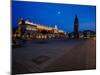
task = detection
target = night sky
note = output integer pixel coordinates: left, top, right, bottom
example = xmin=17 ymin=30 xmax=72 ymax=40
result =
xmin=12 ymin=1 xmax=96 ymax=32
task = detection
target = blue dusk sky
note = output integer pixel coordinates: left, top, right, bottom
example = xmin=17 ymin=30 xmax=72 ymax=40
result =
xmin=12 ymin=1 xmax=96 ymax=32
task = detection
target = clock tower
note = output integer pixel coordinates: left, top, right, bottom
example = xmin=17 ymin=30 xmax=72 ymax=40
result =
xmin=74 ymin=16 xmax=79 ymax=38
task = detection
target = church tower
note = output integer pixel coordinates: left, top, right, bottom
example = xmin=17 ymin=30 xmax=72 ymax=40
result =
xmin=55 ymin=25 xmax=58 ymax=30
xmin=74 ymin=15 xmax=79 ymax=38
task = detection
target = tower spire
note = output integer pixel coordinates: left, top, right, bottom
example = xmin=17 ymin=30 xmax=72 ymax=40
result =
xmin=55 ymin=25 xmax=58 ymax=30
xmin=74 ymin=15 xmax=79 ymax=38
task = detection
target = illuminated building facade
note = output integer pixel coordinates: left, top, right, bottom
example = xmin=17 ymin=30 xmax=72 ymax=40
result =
xmin=14 ymin=18 xmax=65 ymax=39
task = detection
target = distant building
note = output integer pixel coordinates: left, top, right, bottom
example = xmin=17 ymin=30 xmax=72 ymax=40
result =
xmin=83 ymin=30 xmax=96 ymax=38
xmin=74 ymin=15 xmax=79 ymax=38
xmin=13 ymin=18 xmax=65 ymax=39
